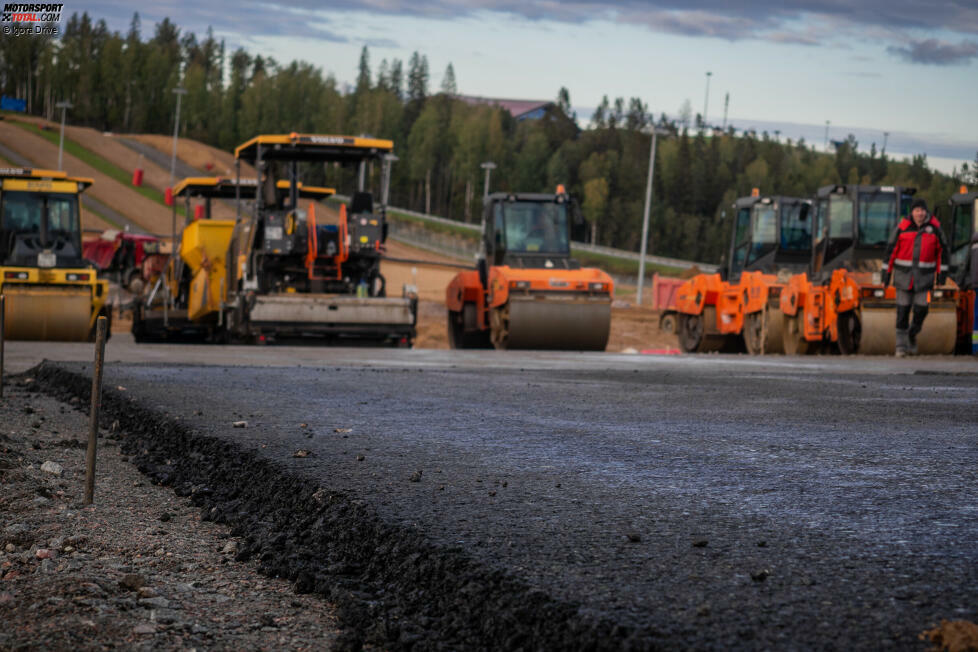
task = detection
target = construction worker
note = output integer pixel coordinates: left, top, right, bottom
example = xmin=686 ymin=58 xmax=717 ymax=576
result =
xmin=883 ymin=198 xmax=949 ymax=356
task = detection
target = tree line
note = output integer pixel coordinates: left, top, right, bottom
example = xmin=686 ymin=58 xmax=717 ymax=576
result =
xmin=2 ymin=12 xmax=976 ymax=264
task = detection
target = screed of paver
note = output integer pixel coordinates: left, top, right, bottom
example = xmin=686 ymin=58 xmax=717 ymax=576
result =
xmin=0 ymin=122 xmax=172 ymax=234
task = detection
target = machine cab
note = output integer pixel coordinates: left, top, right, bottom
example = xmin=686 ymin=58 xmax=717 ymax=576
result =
xmin=726 ymin=193 xmax=812 ymax=281
xmin=811 ymin=184 xmax=914 ymax=278
xmin=946 ymin=189 xmax=977 ymax=286
xmin=0 ymin=168 xmax=88 ymax=269
xmin=482 ymin=191 xmax=580 ymax=270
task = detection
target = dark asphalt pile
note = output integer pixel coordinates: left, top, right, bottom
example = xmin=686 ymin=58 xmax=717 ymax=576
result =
xmin=30 ymin=359 xmax=978 ymax=650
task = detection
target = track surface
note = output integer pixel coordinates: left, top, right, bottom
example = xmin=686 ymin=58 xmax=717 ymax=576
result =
xmin=17 ymin=344 xmax=978 ymax=649
xmin=118 ymin=137 xmax=202 ymax=180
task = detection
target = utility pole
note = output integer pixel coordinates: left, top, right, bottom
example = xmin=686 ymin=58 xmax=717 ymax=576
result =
xmin=824 ymin=120 xmax=831 ymax=152
xmin=722 ymin=92 xmax=729 ymax=131
xmin=480 ymin=161 xmax=497 ymax=198
xmin=702 ymin=71 xmax=712 ymax=128
xmin=170 ymin=87 xmax=188 ymax=186
xmin=882 ymin=131 xmax=889 ymax=153
xmin=637 ymin=127 xmax=669 ymax=306
xmin=55 ymin=101 xmax=72 ymax=170
xmin=382 ymin=154 xmax=398 ymax=208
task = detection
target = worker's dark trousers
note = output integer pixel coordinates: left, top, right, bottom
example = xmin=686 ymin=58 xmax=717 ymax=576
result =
xmin=896 ymin=288 xmax=929 ymax=351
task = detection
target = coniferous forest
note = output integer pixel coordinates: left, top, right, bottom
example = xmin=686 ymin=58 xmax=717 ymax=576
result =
xmin=2 ymin=12 xmax=976 ymax=263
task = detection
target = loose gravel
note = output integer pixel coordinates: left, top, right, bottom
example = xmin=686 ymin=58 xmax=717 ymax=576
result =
xmin=0 ymin=377 xmax=344 ymax=651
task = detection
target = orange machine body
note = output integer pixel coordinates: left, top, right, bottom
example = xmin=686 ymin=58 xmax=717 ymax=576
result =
xmin=446 ymin=266 xmax=614 ymax=333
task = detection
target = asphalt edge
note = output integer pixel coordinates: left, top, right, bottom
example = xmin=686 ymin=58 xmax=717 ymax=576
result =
xmin=27 ymin=362 xmax=661 ymax=651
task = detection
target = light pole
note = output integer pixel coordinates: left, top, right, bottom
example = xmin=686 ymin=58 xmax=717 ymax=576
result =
xmin=702 ymin=71 xmax=712 ymax=128
xmin=882 ymin=131 xmax=889 ymax=153
xmin=170 ymin=87 xmax=187 ymax=186
xmin=55 ymin=101 xmax=72 ymax=171
xmin=637 ymin=126 xmax=669 ymax=306
xmin=382 ymin=153 xmax=399 ymax=208
xmin=480 ymin=161 xmax=497 ymax=198
xmin=824 ymin=120 xmax=831 ymax=152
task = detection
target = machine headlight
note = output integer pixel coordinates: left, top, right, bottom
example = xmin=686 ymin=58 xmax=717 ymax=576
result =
xmin=874 ymin=289 xmax=885 ymax=298
xmin=4 ymin=271 xmax=29 ymax=280
xmin=588 ymin=282 xmax=608 ymax=292
xmin=933 ymin=290 xmax=944 ymax=298
xmin=66 ymin=273 xmax=90 ymax=282
xmin=510 ymin=280 xmax=531 ymax=290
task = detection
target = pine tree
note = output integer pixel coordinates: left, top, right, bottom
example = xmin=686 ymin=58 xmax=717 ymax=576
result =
xmin=590 ymin=96 xmax=609 ymax=129
xmin=356 ymin=46 xmax=371 ymax=94
xmin=390 ymin=59 xmax=403 ymax=99
xmin=441 ymin=63 xmax=457 ymax=95
xmin=556 ymin=87 xmax=573 ymax=120
xmin=407 ymin=52 xmax=429 ymax=103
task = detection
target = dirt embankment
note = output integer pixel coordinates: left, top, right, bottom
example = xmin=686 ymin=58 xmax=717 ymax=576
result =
xmin=64 ymin=128 xmax=239 ymax=221
xmin=0 ymin=122 xmax=172 ymax=235
xmin=6 ymin=115 xmax=243 ymax=221
xmin=125 ymin=134 xmax=253 ymax=180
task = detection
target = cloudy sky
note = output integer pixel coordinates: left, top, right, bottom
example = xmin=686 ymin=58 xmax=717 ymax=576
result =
xmin=85 ymin=1 xmax=978 ymax=172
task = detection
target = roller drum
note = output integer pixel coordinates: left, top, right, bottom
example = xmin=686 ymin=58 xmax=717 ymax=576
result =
xmin=678 ymin=306 xmax=729 ymax=353
xmin=2 ymin=285 xmax=92 ymax=341
xmin=744 ymin=306 xmax=785 ymax=354
xmin=782 ymin=312 xmax=811 ymax=355
xmin=858 ymin=305 xmax=957 ymax=355
xmin=915 ymin=309 xmax=958 ymax=354
xmin=491 ymin=295 xmax=610 ymax=351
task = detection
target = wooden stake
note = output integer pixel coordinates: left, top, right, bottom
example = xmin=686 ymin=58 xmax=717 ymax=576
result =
xmin=84 ymin=316 xmax=108 ymax=505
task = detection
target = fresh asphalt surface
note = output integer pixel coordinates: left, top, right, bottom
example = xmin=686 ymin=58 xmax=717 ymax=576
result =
xmin=9 ymin=336 xmax=978 ymax=648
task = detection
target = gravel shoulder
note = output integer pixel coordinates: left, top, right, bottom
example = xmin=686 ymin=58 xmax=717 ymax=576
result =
xmin=0 ymin=376 xmax=345 ymax=650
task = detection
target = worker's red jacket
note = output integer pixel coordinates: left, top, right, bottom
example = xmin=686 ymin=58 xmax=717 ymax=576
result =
xmin=884 ymin=215 xmax=948 ymax=292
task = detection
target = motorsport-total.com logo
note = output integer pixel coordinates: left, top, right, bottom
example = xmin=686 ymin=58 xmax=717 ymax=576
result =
xmin=1 ymin=3 xmax=63 ymax=35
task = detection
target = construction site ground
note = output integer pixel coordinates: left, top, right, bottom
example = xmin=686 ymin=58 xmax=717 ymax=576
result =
xmin=2 ymin=347 xmax=976 ymax=650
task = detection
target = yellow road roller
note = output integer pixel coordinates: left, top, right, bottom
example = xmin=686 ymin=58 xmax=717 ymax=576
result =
xmin=0 ymin=168 xmax=108 ymax=341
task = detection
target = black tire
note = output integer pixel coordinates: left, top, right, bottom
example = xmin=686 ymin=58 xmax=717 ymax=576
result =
xmin=659 ymin=312 xmax=677 ymax=334
xmin=678 ymin=312 xmax=703 ymax=353
xmin=836 ymin=310 xmax=860 ymax=355
xmin=448 ymin=306 xmax=492 ymax=349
